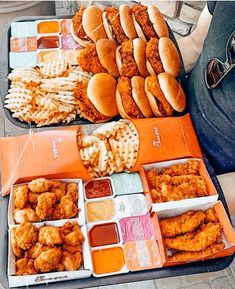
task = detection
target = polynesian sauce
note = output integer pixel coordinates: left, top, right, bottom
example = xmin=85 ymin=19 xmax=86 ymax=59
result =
xmin=89 ymin=222 xmax=119 ymax=247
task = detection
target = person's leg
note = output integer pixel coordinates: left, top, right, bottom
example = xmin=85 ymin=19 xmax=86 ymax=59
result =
xmin=217 ymin=173 xmax=235 ymax=226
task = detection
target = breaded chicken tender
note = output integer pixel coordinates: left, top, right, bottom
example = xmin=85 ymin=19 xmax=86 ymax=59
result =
xmin=60 ymin=196 xmax=78 ymax=219
xmin=36 ymin=192 xmax=57 ymax=220
xmin=11 ymin=227 xmax=24 ymax=258
xmin=161 ymin=160 xmax=200 ymax=176
xmin=13 ymin=185 xmax=29 ymax=209
xmin=160 ymin=211 xmax=206 ymax=237
xmin=205 ymin=208 xmax=219 ymax=223
xmin=167 ymin=242 xmax=225 ymax=262
xmin=62 ymin=243 xmax=82 ymax=254
xmin=60 ymin=222 xmax=84 ymax=246
xmin=26 ymin=242 xmax=50 ymax=259
xmin=165 ymin=223 xmax=222 ymax=252
xmin=15 ymin=222 xmax=38 ymax=250
xmin=28 ymin=178 xmax=50 ymax=193
xmin=49 ymin=180 xmax=67 ymax=201
xmin=39 ymin=226 xmax=62 ymax=246
xmin=66 ymin=183 xmax=79 ymax=202
xmin=34 ymin=248 xmax=61 ymax=272
xmin=61 ymin=251 xmax=82 ymax=271
xmin=13 ymin=208 xmax=40 ymax=224
xmin=16 ymin=258 xmax=37 ymax=275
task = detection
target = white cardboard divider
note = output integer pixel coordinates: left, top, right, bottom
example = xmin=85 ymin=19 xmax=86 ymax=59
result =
xmin=8 ymin=178 xmax=85 ymax=227
xmin=143 ymin=158 xmax=218 ymax=212
xmin=8 ymin=221 xmax=92 ymax=288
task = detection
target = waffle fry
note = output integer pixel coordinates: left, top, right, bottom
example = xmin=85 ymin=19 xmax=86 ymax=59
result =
xmin=40 ymin=78 xmax=76 ymax=93
xmin=8 ymin=67 xmax=41 ymax=84
xmin=40 ymin=57 xmax=70 ymax=78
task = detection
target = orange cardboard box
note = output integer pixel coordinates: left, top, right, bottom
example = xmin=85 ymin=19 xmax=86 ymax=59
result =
xmin=139 ymin=158 xmax=219 ymax=212
xmin=151 ymin=201 xmax=235 ymax=267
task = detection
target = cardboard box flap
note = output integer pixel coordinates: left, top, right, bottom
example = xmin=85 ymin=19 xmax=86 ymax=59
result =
xmin=130 ymin=114 xmax=203 ymax=171
xmin=0 ymin=126 xmax=91 ymax=196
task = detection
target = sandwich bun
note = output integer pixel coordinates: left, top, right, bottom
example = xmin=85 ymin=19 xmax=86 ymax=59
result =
xmin=116 ymin=46 xmax=122 ymax=73
xmin=82 ymin=6 xmax=107 ymax=43
xmin=131 ymin=76 xmax=153 ymax=117
xmin=96 ymin=39 xmax=119 ymax=78
xmin=132 ymin=15 xmax=147 ymax=41
xmin=148 ymin=6 xmax=169 ymax=38
xmin=133 ymin=38 xmax=149 ymax=78
xmin=70 ymin=22 xmax=91 ymax=47
xmin=87 ymin=73 xmax=118 ymax=117
xmin=158 ymin=72 xmax=186 ymax=112
xmin=159 ymin=37 xmax=180 ymax=77
xmin=102 ymin=11 xmax=115 ymax=41
xmin=119 ymin=4 xmax=137 ymax=39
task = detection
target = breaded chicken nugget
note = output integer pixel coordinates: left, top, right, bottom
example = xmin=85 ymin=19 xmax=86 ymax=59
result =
xmin=16 ymin=258 xmax=37 ymax=275
xmin=205 ymin=208 xmax=219 ymax=223
xmin=61 ymin=251 xmax=82 ymax=271
xmin=39 ymin=226 xmax=62 ymax=246
xmin=13 ymin=185 xmax=29 ymax=209
xmin=34 ymin=248 xmax=61 ymax=272
xmin=66 ymin=183 xmax=79 ymax=202
xmin=11 ymin=227 xmax=24 ymax=258
xmin=60 ymin=196 xmax=78 ymax=219
xmin=49 ymin=180 xmax=67 ymax=201
xmin=15 ymin=222 xmax=38 ymax=250
xmin=26 ymin=242 xmax=50 ymax=259
xmin=60 ymin=222 xmax=84 ymax=246
xmin=62 ymin=243 xmax=82 ymax=254
xmin=36 ymin=192 xmax=57 ymax=220
xmin=28 ymin=178 xmax=50 ymax=193
xmin=13 ymin=208 xmax=40 ymax=224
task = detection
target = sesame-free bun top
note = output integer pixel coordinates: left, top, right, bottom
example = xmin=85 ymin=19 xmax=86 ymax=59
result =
xmin=82 ymin=6 xmax=107 ymax=43
xmin=70 ymin=22 xmax=91 ymax=47
xmin=148 ymin=6 xmax=169 ymax=38
xmin=87 ymin=73 xmax=118 ymax=117
xmin=119 ymin=4 xmax=137 ymax=39
xmin=133 ymin=38 xmax=149 ymax=78
xmin=158 ymin=72 xmax=186 ymax=112
xmin=96 ymin=39 xmax=119 ymax=78
xmin=159 ymin=37 xmax=180 ymax=77
xmin=131 ymin=76 xmax=153 ymax=117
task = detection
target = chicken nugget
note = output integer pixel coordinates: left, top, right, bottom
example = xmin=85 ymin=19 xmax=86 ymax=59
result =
xmin=167 ymin=242 xmax=225 ymax=262
xmin=60 ymin=196 xmax=78 ymax=219
xmin=60 ymin=222 xmax=84 ymax=246
xmin=61 ymin=251 xmax=82 ymax=271
xmin=39 ymin=226 xmax=62 ymax=246
xmin=49 ymin=204 xmax=63 ymax=220
xmin=34 ymin=248 xmax=61 ymax=272
xmin=28 ymin=192 xmax=39 ymax=204
xmin=56 ymin=263 xmax=65 ymax=272
xmin=13 ymin=185 xmax=29 ymax=209
xmin=165 ymin=223 xmax=222 ymax=252
xmin=50 ymin=180 xmax=67 ymax=201
xmin=11 ymin=227 xmax=24 ymax=258
xmin=15 ymin=222 xmax=38 ymax=250
xmin=26 ymin=242 xmax=50 ymax=259
xmin=36 ymin=192 xmax=57 ymax=220
xmin=62 ymin=243 xmax=82 ymax=254
xmin=161 ymin=160 xmax=200 ymax=176
xmin=66 ymin=183 xmax=78 ymax=202
xmin=13 ymin=208 xmax=40 ymax=224
xmin=160 ymin=210 xmax=206 ymax=238
xmin=28 ymin=178 xmax=50 ymax=193
xmin=16 ymin=258 xmax=37 ymax=275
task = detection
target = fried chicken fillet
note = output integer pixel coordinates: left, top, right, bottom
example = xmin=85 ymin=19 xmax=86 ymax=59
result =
xmin=72 ymin=7 xmax=88 ymax=41
xmin=117 ymin=77 xmax=144 ymax=118
xmin=160 ymin=210 xmax=206 ymax=237
xmin=119 ymin=40 xmax=139 ymax=77
xmin=73 ymin=80 xmax=110 ymax=123
xmin=104 ymin=7 xmax=128 ymax=44
xmin=165 ymin=223 xmax=222 ymax=252
xmin=167 ymin=242 xmax=225 ymax=262
xmin=77 ymin=44 xmax=107 ymax=74
xmin=146 ymin=38 xmax=164 ymax=75
xmin=132 ymin=4 xmax=157 ymax=40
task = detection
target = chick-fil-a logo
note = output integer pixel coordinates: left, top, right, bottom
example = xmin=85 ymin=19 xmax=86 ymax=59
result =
xmin=152 ymin=126 xmax=161 ymax=147
xmin=35 ymin=275 xmax=69 ymax=282
xmin=51 ymin=137 xmax=62 ymax=159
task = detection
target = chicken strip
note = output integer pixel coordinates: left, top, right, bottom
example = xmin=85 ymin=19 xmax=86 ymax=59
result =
xmin=160 ymin=210 xmax=206 ymax=237
xmin=66 ymin=183 xmax=79 ymax=202
xmin=61 ymin=251 xmax=83 ymax=271
xmin=147 ymin=169 xmax=159 ymax=187
xmin=161 ymin=160 xmax=200 ymax=176
xmin=167 ymin=242 xmax=225 ymax=262
xmin=205 ymin=208 xmax=219 ymax=223
xmin=60 ymin=196 xmax=78 ymax=219
xmin=36 ymin=192 xmax=57 ymax=220
xmin=11 ymin=227 xmax=24 ymax=258
xmin=15 ymin=222 xmax=38 ymax=250
xmin=13 ymin=185 xmax=29 ymax=209
xmin=38 ymin=226 xmax=62 ymax=246
xmin=26 ymin=242 xmax=50 ymax=259
xmin=34 ymin=248 xmax=61 ymax=273
xmin=165 ymin=223 xmax=222 ymax=252
xmin=13 ymin=208 xmax=40 ymax=224
xmin=60 ymin=222 xmax=84 ymax=246
xmin=28 ymin=178 xmax=50 ymax=193
xmin=16 ymin=258 xmax=37 ymax=275
xmin=49 ymin=180 xmax=67 ymax=201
